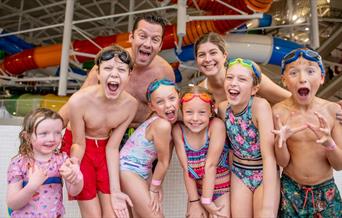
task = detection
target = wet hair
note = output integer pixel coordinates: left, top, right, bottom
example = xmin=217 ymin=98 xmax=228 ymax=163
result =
xmin=225 ymin=58 xmax=262 ymax=86
xmin=146 ymin=78 xmax=177 ymax=102
xmin=18 ymin=108 xmax=63 ymax=158
xmin=194 ymin=32 xmax=227 ymax=59
xmin=132 ymin=14 xmax=167 ymax=39
xmin=95 ymin=45 xmax=133 ymax=71
xmin=179 ymin=85 xmax=216 ymax=115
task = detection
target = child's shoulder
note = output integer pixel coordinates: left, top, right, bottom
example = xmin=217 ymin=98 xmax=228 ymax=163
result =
xmin=272 ymin=98 xmax=291 ymax=114
xmin=120 ymin=91 xmax=138 ymax=106
xmin=320 ymin=98 xmax=341 ymax=113
xmin=253 ymin=96 xmax=271 ymax=108
xmin=150 ymin=116 xmax=172 ymax=131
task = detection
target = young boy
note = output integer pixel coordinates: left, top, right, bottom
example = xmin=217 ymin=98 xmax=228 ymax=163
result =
xmin=272 ymin=48 xmax=342 ymax=217
xmin=61 ymin=45 xmax=138 ymax=218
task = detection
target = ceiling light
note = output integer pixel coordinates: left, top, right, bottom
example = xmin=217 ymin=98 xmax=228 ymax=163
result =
xmin=292 ymin=15 xmax=298 ymax=21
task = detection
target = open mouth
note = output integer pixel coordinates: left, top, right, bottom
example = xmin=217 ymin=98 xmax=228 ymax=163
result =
xmin=228 ymin=89 xmax=240 ymax=98
xmin=165 ymin=109 xmax=176 ymax=121
xmin=298 ymin=87 xmax=310 ymax=97
xmin=107 ymin=81 xmax=119 ymax=92
xmin=139 ymin=49 xmax=151 ymax=58
xmin=203 ymin=63 xmax=216 ymax=71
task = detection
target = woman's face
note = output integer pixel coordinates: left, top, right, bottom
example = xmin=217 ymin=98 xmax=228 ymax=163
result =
xmin=196 ymin=41 xmax=227 ymax=77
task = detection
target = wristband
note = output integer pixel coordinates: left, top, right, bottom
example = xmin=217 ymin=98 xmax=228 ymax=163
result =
xmin=151 ymin=179 xmax=162 ymax=186
xmin=189 ymin=199 xmax=200 ymax=203
xmin=201 ymin=197 xmax=212 ymax=205
xmin=325 ymin=142 xmax=337 ymax=151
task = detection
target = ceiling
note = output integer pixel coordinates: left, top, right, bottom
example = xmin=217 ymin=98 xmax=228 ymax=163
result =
xmin=0 ymin=0 xmax=341 ymax=101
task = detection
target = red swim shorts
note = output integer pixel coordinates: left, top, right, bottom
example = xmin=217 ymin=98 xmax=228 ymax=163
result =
xmin=61 ymin=129 xmax=110 ymax=200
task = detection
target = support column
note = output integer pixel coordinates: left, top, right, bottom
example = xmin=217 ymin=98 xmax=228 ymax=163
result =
xmin=310 ymin=0 xmax=319 ymax=49
xmin=58 ymin=0 xmax=75 ymax=96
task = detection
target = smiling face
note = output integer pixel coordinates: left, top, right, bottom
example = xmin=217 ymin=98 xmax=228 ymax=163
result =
xmin=129 ymin=19 xmax=163 ymax=67
xmin=282 ymin=57 xmax=324 ymax=105
xmin=224 ymin=63 xmax=259 ymax=111
xmin=182 ymin=97 xmax=212 ymax=133
xmin=30 ymin=118 xmax=63 ymax=160
xmin=149 ymin=85 xmax=179 ymax=123
xmin=97 ymin=56 xmax=130 ymax=100
xmin=196 ymin=41 xmax=227 ymax=77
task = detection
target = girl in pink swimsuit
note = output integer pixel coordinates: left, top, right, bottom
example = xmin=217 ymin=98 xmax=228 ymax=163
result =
xmin=6 ymin=108 xmax=83 ymax=218
xmin=120 ymin=79 xmax=179 ymax=218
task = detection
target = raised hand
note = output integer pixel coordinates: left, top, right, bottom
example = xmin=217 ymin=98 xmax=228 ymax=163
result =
xmin=202 ymin=202 xmax=224 ymax=217
xmin=272 ymin=114 xmax=308 ymax=148
xmin=307 ymin=112 xmax=336 ymax=150
xmin=149 ymin=186 xmax=163 ymax=214
xmin=111 ymin=191 xmax=133 ymax=218
xmin=27 ymin=162 xmax=48 ymax=191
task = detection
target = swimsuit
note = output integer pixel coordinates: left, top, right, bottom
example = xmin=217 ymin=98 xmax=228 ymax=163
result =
xmin=225 ymin=96 xmax=263 ymax=192
xmin=61 ymin=129 xmax=110 ymax=200
xmin=279 ymin=174 xmax=342 ymax=218
xmin=120 ymin=116 xmax=159 ymax=180
xmin=7 ymin=153 xmax=67 ymax=217
xmin=181 ymin=124 xmax=230 ymax=201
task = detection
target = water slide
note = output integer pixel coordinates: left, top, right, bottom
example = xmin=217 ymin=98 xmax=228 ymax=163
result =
xmin=0 ymin=0 xmax=302 ymax=116
xmin=0 ymin=0 xmax=275 ymax=75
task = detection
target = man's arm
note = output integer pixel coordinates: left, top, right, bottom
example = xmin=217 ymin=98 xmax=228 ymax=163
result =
xmin=258 ymin=73 xmax=291 ymax=105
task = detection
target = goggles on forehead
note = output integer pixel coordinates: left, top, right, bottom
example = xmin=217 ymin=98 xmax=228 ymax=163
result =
xmin=96 ymin=49 xmax=131 ymax=66
xmin=180 ymin=93 xmax=214 ymax=105
xmin=146 ymin=79 xmax=176 ymax=102
xmin=227 ymin=58 xmax=261 ymax=78
xmin=281 ymin=48 xmax=324 ymax=75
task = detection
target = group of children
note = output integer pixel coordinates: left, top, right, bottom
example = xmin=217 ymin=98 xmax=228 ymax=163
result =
xmin=6 ymin=42 xmax=342 ymax=218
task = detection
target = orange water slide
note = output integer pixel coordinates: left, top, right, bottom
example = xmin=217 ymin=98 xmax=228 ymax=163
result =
xmin=0 ymin=0 xmax=272 ymax=75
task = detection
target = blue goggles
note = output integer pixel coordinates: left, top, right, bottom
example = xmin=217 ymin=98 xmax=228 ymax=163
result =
xmin=146 ymin=79 xmax=177 ymax=102
xmin=281 ymin=48 xmax=324 ymax=75
xmin=226 ymin=58 xmax=261 ymax=79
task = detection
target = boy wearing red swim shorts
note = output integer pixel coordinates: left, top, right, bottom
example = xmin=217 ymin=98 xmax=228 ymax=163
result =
xmin=62 ymin=45 xmax=138 ymax=218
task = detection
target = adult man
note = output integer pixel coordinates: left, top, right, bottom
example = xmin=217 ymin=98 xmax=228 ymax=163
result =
xmin=61 ymin=15 xmax=175 ymax=128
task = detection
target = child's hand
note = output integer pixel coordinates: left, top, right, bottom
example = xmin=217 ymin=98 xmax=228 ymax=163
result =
xmin=27 ymin=163 xmax=47 ymax=191
xmin=149 ymin=186 xmax=163 ymax=214
xmin=60 ymin=158 xmax=82 ymax=184
xmin=111 ymin=191 xmax=133 ymax=218
xmin=307 ymin=112 xmax=336 ymax=150
xmin=202 ymin=202 xmax=224 ymax=217
xmin=187 ymin=201 xmax=208 ymax=218
xmin=272 ymin=114 xmax=307 ymax=148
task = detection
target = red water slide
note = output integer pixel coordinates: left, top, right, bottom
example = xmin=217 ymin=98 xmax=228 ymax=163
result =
xmin=0 ymin=0 xmax=272 ymax=75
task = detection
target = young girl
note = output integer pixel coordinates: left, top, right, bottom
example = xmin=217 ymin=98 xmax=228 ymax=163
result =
xmin=119 ymin=79 xmax=179 ymax=218
xmin=218 ymin=58 xmax=279 ymax=217
xmin=6 ymin=108 xmax=83 ymax=218
xmin=173 ymin=85 xmax=230 ymax=218
xmin=194 ymin=32 xmax=291 ymax=105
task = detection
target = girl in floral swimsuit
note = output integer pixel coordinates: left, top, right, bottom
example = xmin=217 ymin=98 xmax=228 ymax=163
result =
xmin=218 ymin=58 xmax=280 ymax=217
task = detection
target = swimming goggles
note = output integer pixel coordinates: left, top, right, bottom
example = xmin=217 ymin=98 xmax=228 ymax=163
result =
xmin=227 ymin=58 xmax=261 ymax=78
xmin=180 ymin=93 xmax=213 ymax=105
xmin=146 ymin=79 xmax=176 ymax=102
xmin=281 ymin=48 xmax=324 ymax=75
xmin=96 ymin=48 xmax=131 ymax=66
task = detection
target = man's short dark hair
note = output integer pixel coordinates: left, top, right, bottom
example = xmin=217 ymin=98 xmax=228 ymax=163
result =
xmin=132 ymin=14 xmax=167 ymax=38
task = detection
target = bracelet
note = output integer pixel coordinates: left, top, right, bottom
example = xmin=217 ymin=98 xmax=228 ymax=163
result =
xmin=325 ymin=142 xmax=337 ymax=151
xmin=201 ymin=197 xmax=212 ymax=205
xmin=189 ymin=199 xmax=200 ymax=203
xmin=149 ymin=189 xmax=159 ymax=194
xmin=151 ymin=179 xmax=162 ymax=186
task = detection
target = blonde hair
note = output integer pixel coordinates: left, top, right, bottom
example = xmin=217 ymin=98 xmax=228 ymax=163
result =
xmin=18 ymin=108 xmax=63 ymax=158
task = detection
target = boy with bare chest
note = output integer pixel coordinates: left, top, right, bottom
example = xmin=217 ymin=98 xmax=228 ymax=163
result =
xmin=272 ymin=48 xmax=342 ymax=217
xmin=62 ymin=45 xmax=138 ymax=218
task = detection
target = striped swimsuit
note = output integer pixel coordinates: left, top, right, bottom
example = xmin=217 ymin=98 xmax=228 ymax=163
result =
xmin=181 ymin=125 xmax=230 ymax=201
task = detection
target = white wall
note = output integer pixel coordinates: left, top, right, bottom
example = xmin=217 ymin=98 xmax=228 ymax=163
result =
xmin=0 ymin=125 xmax=341 ymax=218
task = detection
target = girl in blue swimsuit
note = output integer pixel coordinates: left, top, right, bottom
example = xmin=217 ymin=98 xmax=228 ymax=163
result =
xmin=218 ymin=58 xmax=280 ymax=218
